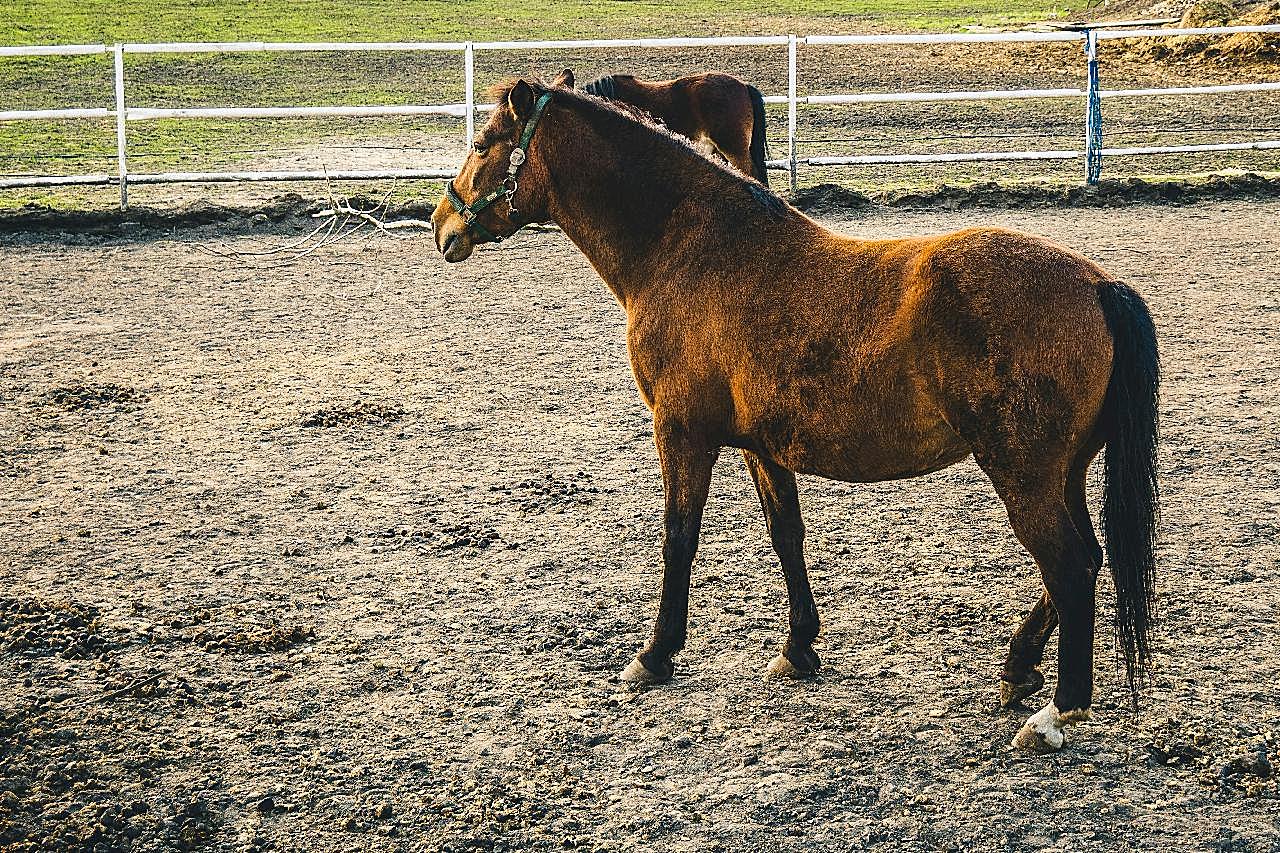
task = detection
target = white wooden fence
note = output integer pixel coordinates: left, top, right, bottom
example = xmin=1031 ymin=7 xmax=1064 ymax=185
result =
xmin=1 ymin=25 xmax=1278 ymax=207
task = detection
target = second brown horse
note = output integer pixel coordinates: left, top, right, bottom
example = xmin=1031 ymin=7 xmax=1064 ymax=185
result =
xmin=433 ymin=71 xmax=1160 ymax=753
xmin=583 ymin=71 xmax=770 ymax=184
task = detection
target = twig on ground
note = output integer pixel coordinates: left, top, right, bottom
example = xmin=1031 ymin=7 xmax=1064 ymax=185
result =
xmin=73 ymin=672 xmax=166 ymax=707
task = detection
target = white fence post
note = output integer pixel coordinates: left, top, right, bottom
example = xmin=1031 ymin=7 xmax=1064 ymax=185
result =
xmin=113 ymin=43 xmax=128 ymax=208
xmin=788 ymin=34 xmax=798 ymax=194
xmin=464 ymin=41 xmax=475 ymax=146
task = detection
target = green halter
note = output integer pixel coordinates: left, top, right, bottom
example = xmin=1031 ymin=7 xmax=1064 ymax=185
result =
xmin=445 ymin=90 xmax=554 ymax=244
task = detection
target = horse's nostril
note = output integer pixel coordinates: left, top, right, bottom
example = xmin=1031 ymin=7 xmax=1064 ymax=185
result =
xmin=441 ymin=233 xmax=458 ymax=256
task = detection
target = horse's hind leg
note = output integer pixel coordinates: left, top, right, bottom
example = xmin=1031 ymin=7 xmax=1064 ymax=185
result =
xmin=742 ymin=451 xmax=820 ymax=677
xmin=1000 ymin=443 xmax=1106 ymax=706
xmin=706 ymin=134 xmax=755 ymax=181
xmin=1001 ymin=591 xmax=1055 ymax=707
xmin=988 ymin=472 xmax=1100 ymax=751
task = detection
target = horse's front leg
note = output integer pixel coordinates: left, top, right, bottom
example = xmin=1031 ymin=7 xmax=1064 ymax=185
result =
xmin=742 ymin=451 xmax=820 ymax=678
xmin=620 ymin=416 xmax=718 ymax=684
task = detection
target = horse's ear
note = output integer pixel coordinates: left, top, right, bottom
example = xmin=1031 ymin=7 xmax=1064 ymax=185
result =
xmin=553 ymin=68 xmax=574 ymax=89
xmin=508 ymin=79 xmax=536 ymax=120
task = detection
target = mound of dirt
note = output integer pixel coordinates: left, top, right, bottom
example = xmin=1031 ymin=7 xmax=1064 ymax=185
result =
xmin=792 ymin=184 xmax=875 ymax=216
xmin=44 ymin=383 xmax=145 ymax=412
xmin=1119 ymin=1 xmax=1280 ymax=65
xmin=794 ymin=172 xmax=1280 ymax=214
xmin=0 ymin=192 xmax=441 ymax=237
xmin=195 ymin=623 xmax=315 ymax=654
xmin=300 ymin=400 xmax=404 ymax=428
xmin=0 ymin=597 xmax=111 ymax=660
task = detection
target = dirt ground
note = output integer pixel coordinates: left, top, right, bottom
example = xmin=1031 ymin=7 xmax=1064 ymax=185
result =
xmin=1 ymin=198 xmax=1278 ymax=852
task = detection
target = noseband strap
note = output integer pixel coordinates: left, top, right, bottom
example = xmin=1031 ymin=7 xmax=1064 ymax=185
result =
xmin=447 ymin=90 xmax=554 ymax=243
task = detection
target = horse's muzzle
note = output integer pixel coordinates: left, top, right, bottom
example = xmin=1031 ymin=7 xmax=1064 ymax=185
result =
xmin=432 ymin=210 xmax=474 ymax=263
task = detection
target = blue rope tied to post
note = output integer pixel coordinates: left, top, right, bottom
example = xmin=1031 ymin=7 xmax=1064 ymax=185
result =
xmin=1085 ymin=30 xmax=1103 ymax=185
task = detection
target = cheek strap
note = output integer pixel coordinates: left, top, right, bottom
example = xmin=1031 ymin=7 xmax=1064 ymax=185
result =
xmin=445 ymin=91 xmax=554 ymax=244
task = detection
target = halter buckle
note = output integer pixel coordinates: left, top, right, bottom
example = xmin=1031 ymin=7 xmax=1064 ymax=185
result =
xmin=509 ymin=148 xmax=526 ymax=168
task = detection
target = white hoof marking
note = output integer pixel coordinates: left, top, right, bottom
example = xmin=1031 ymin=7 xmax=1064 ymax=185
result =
xmin=1011 ymin=702 xmax=1093 ymax=752
xmin=766 ymin=655 xmax=801 ymax=679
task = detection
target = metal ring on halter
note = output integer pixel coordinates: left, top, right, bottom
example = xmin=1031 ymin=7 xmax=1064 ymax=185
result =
xmin=505 ymin=178 xmax=520 ymax=217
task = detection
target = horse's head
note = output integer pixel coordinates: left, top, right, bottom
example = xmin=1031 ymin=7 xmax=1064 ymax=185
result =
xmin=433 ymin=69 xmax=575 ymax=262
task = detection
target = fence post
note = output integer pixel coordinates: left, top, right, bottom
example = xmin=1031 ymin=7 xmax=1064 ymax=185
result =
xmin=464 ymin=41 xmax=475 ymax=146
xmin=1083 ymin=29 xmax=1102 ymax=185
xmin=788 ymin=34 xmax=798 ymax=194
xmin=113 ymin=43 xmax=128 ymax=209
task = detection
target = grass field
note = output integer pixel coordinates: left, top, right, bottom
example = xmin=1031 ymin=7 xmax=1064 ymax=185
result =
xmin=2 ymin=0 xmax=1084 ymax=44
xmin=0 ymin=0 xmax=1098 ymax=209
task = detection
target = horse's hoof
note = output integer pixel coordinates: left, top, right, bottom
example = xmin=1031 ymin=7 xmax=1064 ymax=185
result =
xmin=619 ymin=656 xmax=671 ymax=685
xmin=1000 ymin=668 xmax=1045 ymax=708
xmin=766 ymin=648 xmax=820 ymax=679
xmin=1011 ymin=702 xmax=1091 ymax=753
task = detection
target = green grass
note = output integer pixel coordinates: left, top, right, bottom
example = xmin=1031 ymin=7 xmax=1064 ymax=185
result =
xmin=3 ymin=0 xmax=1083 ymax=44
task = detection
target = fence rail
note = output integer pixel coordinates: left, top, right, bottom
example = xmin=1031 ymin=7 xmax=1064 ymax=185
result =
xmin=2 ymin=26 xmax=1279 ymax=205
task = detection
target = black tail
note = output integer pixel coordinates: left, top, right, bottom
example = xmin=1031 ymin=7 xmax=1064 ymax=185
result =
xmin=1097 ymin=281 xmax=1160 ymax=703
xmin=747 ymin=84 xmax=770 ymax=187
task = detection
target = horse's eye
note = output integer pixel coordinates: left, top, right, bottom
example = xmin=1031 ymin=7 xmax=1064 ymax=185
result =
xmin=472 ymin=142 xmax=488 ymax=156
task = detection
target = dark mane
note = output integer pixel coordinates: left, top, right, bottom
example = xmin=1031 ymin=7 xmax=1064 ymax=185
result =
xmin=485 ymin=76 xmax=787 ymax=219
xmin=582 ymin=74 xmax=616 ymax=100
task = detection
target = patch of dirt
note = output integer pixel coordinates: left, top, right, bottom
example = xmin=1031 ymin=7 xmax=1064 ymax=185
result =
xmin=0 ymin=597 xmax=112 ymax=660
xmin=300 ymin=400 xmax=405 ymax=428
xmin=366 ymin=518 xmax=512 ymax=552
xmin=1119 ymin=1 xmax=1280 ymax=65
xmin=491 ymin=472 xmax=603 ymax=515
xmin=44 ymin=382 xmax=146 ymax=412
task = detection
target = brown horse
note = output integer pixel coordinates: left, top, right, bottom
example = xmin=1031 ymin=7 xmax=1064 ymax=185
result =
xmin=432 ymin=71 xmax=1160 ymax=753
xmin=583 ymin=72 xmax=770 ymax=185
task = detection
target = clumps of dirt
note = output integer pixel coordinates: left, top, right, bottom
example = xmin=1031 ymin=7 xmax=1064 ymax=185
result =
xmin=367 ymin=518 xmax=512 ymax=552
xmin=490 ymin=471 xmax=602 ymax=514
xmin=195 ymin=623 xmax=315 ymax=654
xmin=0 ymin=704 xmax=221 ymax=851
xmin=0 ymin=597 xmax=112 ymax=660
xmin=1148 ymin=727 xmax=1214 ymax=768
xmin=300 ymin=400 xmax=404 ymax=428
xmin=44 ymin=382 xmax=145 ymax=412
xmin=0 ymin=191 xmax=441 ymax=237
xmin=1145 ymin=717 xmax=1279 ymax=800
xmin=1217 ymin=747 xmax=1276 ymax=796
xmin=798 ymin=172 xmax=1280 ymax=215
xmin=792 ymin=183 xmax=875 ymax=216
xmin=1120 ymin=1 xmax=1280 ymax=66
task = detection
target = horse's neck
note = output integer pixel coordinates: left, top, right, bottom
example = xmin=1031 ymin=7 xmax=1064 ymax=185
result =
xmin=541 ymin=108 xmax=725 ymax=303
xmin=617 ymin=77 xmax=670 ymax=117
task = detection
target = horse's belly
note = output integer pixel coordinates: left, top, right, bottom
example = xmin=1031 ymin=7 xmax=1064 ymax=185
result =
xmin=742 ymin=405 xmax=970 ymax=483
